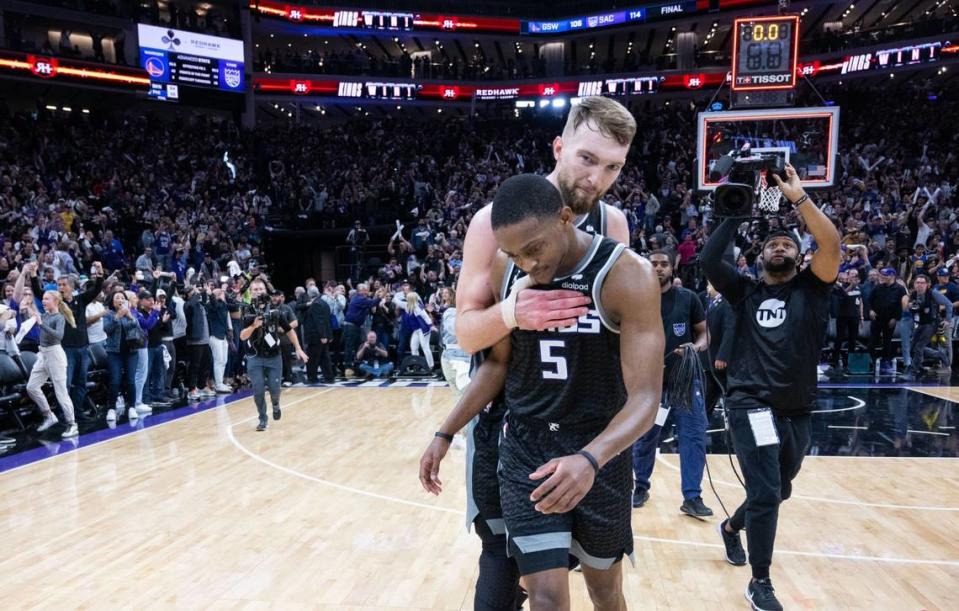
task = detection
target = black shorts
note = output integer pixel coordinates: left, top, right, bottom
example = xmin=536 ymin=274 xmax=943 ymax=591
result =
xmin=467 ymin=413 xmax=506 ymax=535
xmin=498 ymin=417 xmax=634 ymax=575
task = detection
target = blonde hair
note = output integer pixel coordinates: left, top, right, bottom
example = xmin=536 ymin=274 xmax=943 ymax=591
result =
xmin=405 ymin=291 xmax=421 ymax=313
xmin=45 ymin=290 xmax=76 ymax=328
xmin=561 ymin=96 xmax=636 ymax=147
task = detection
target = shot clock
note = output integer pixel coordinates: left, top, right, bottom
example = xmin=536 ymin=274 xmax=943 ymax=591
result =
xmin=731 ymin=15 xmax=800 ymax=91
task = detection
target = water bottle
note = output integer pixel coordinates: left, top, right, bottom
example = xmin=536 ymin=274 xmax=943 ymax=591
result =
xmin=874 ymin=356 xmax=881 ymax=377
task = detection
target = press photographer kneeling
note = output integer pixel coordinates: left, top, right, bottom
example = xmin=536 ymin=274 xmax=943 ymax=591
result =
xmin=239 ymin=279 xmax=308 ymax=431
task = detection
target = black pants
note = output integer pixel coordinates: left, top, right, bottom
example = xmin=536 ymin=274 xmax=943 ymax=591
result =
xmin=306 ymin=340 xmax=334 ymax=382
xmin=280 ymin=342 xmax=293 ymax=382
xmin=833 ymin=317 xmax=860 ymax=365
xmin=727 ymin=408 xmax=811 ymax=580
xmin=869 ymin=317 xmax=896 ymax=361
xmin=187 ymin=343 xmax=211 ymax=390
xmin=473 ymin=519 xmax=522 ymax=611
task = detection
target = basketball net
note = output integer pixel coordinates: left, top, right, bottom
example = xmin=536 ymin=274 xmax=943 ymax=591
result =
xmin=758 ymin=169 xmax=784 ymax=214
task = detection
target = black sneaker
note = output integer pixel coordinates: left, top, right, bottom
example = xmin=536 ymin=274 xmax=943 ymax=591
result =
xmin=745 ymin=578 xmax=783 ymax=611
xmin=272 ymin=405 xmax=281 ymax=421
xmin=680 ymin=496 xmax=714 ymax=518
xmin=256 ymin=420 xmax=268 ymax=432
xmin=632 ymin=488 xmax=649 ymax=508
xmin=718 ymin=519 xmax=747 ymax=566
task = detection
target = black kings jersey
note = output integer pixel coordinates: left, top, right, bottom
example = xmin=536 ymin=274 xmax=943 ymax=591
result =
xmin=500 ymin=234 xmax=628 ymax=432
xmin=471 ymin=203 xmax=614 ymax=423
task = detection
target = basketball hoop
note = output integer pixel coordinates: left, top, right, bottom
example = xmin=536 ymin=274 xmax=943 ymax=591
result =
xmin=757 ymin=169 xmax=784 ymax=214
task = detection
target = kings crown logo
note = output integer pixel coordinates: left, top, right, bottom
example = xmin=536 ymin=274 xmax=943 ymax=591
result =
xmin=223 ymin=66 xmax=242 ymax=89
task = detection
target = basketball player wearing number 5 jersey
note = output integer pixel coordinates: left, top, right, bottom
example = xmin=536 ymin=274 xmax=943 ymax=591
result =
xmin=484 ymin=174 xmax=662 ymax=610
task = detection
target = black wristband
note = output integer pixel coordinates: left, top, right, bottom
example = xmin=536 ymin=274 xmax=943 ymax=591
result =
xmin=790 ymin=193 xmax=809 ymax=207
xmin=434 ymin=431 xmax=454 ymax=443
xmin=577 ymin=450 xmax=600 ymax=474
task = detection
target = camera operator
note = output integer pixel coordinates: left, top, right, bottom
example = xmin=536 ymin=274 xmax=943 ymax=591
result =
xmin=239 ymin=279 xmax=307 ymax=431
xmin=902 ymin=274 xmax=953 ymax=380
xmin=703 ymin=164 xmax=840 ymax=611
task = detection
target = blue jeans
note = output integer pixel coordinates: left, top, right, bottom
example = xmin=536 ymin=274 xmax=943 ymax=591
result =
xmin=632 ymin=382 xmax=707 ymax=500
xmin=146 ymin=345 xmax=166 ymax=404
xmin=247 ymin=354 xmax=282 ymax=422
xmin=64 ymin=346 xmax=90 ymax=415
xmin=359 ymin=362 xmax=394 ymax=378
xmin=134 ymin=347 xmax=148 ymax=406
xmin=107 ymin=351 xmax=138 ymax=411
xmin=897 ymin=318 xmax=913 ymax=368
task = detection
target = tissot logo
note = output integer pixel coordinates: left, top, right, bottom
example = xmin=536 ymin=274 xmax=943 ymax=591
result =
xmin=739 ymin=74 xmax=791 ymax=84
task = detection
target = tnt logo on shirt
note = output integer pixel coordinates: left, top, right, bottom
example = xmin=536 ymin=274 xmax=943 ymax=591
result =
xmin=756 ymin=298 xmax=787 ymax=328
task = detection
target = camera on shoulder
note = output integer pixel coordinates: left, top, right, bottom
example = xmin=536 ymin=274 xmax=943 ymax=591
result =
xmin=710 ymin=143 xmax=789 ymax=217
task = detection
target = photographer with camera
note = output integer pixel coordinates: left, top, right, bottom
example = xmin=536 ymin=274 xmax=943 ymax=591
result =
xmin=902 ymin=274 xmax=953 ymax=380
xmin=703 ymin=163 xmax=840 ymax=611
xmin=239 ymin=279 xmax=307 ymax=431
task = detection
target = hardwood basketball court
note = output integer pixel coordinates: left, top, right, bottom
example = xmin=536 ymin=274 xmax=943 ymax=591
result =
xmin=0 ymin=386 xmax=956 ymax=609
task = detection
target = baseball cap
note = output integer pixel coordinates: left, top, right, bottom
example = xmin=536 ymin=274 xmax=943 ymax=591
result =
xmin=137 ymin=290 xmax=153 ymax=300
xmin=880 ymin=268 xmax=897 ymax=277
xmin=156 ymin=288 xmax=167 ymax=297
xmin=937 ymin=268 xmax=950 ymax=276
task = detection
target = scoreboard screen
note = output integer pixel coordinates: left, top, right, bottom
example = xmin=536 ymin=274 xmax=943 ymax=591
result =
xmin=138 ymin=24 xmax=245 ymax=95
xmin=732 ymin=15 xmax=799 ymax=91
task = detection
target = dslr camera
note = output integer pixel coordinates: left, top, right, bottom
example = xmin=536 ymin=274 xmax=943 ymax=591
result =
xmin=250 ymin=293 xmax=283 ymax=327
xmin=709 ymin=143 xmax=788 ymax=217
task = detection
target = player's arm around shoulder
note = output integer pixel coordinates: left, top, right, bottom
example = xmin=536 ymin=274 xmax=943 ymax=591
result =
xmin=584 ymin=250 xmax=664 ymax=467
xmin=454 ymin=205 xmax=503 ymax=353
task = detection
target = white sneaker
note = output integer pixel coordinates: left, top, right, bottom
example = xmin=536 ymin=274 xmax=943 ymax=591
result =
xmin=200 ymin=389 xmax=216 ymax=398
xmin=215 ymin=385 xmax=232 ymax=393
xmin=37 ymin=414 xmax=59 ymax=432
xmin=135 ymin=404 xmax=153 ymax=414
xmin=106 ymin=408 xmax=117 ymax=422
xmin=188 ymin=391 xmax=200 ymax=402
xmin=128 ymin=407 xmax=139 ymax=421
xmin=61 ymin=423 xmax=79 ymax=438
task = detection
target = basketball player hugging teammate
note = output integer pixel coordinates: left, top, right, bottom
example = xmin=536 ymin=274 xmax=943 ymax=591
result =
xmin=422 ymin=174 xmax=663 ymax=611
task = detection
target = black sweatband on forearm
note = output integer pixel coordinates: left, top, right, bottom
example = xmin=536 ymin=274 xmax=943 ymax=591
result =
xmin=434 ymin=431 xmax=454 ymax=443
xmin=790 ymin=194 xmax=809 ymax=207
xmin=577 ymin=450 xmax=600 ymax=474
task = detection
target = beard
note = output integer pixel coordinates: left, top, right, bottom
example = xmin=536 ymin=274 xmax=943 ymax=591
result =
xmin=557 ymin=169 xmax=604 ymax=215
xmin=658 ymin=274 xmax=672 ymax=287
xmin=763 ymin=254 xmax=797 ymax=273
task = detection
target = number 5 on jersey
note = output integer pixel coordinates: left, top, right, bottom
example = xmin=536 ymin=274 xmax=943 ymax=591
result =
xmin=539 ymin=340 xmax=568 ymax=380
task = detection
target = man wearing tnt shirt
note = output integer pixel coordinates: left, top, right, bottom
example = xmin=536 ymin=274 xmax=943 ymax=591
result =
xmin=702 ymin=164 xmax=840 ymax=611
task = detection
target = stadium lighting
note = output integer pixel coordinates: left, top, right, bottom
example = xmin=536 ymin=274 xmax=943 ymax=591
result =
xmin=538 ymin=99 xmax=550 ymax=108
xmin=551 ymin=98 xmax=567 ymax=108
xmin=45 ymin=105 xmax=57 ymax=110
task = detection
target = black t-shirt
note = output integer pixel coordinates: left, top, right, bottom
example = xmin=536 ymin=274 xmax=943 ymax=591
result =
xmin=870 ymin=283 xmax=907 ymax=319
xmin=836 ymin=285 xmax=863 ymax=319
xmin=660 ymin=286 xmax=705 ymax=368
xmin=723 ymin=266 xmax=834 ymax=416
xmin=243 ymin=309 xmax=293 ymax=358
